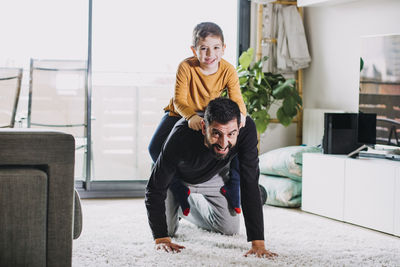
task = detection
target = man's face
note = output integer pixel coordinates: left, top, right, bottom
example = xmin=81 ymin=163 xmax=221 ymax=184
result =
xmin=202 ymin=118 xmax=239 ymax=160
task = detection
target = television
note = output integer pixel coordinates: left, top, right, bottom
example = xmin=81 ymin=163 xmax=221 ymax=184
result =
xmin=359 ymin=34 xmax=400 ymax=146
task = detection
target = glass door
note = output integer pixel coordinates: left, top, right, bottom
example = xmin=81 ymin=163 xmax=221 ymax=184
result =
xmin=90 ymin=0 xmax=238 ymax=184
xmin=0 ymin=0 xmax=239 ymax=197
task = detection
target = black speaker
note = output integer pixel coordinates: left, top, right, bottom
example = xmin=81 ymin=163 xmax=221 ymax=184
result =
xmin=323 ymin=113 xmax=359 ymax=154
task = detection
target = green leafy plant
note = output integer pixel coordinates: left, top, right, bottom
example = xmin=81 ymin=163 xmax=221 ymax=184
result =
xmin=237 ymin=48 xmax=302 ymax=134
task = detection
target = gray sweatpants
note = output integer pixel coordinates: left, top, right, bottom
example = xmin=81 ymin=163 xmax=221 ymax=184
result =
xmin=165 ymin=173 xmax=240 ymax=237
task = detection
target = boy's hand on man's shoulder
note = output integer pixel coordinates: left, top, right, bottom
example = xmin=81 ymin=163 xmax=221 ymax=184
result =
xmin=240 ymin=113 xmax=246 ymax=128
xmin=188 ymin=114 xmax=203 ymax=131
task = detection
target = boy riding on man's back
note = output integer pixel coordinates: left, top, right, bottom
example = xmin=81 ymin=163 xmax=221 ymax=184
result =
xmin=148 ymin=22 xmax=247 ymax=215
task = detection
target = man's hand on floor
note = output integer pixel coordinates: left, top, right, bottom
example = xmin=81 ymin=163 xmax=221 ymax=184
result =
xmin=244 ymin=240 xmax=277 ymax=259
xmin=155 ymin=237 xmax=185 ymax=253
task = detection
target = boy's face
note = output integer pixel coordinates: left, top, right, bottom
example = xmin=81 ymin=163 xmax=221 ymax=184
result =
xmin=191 ymin=35 xmax=225 ymax=73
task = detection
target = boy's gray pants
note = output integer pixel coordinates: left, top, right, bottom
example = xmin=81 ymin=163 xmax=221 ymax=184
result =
xmin=165 ymin=173 xmax=240 ymax=236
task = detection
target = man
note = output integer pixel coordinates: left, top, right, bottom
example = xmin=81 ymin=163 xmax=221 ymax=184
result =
xmin=145 ymin=98 xmax=276 ymax=258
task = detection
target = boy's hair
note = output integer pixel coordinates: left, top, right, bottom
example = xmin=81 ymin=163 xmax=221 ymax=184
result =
xmin=192 ymin=22 xmax=224 ymax=48
xmin=204 ymin=98 xmax=241 ymax=127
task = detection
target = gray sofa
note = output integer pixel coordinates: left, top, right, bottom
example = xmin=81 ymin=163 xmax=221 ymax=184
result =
xmin=0 ymin=129 xmax=83 ymax=267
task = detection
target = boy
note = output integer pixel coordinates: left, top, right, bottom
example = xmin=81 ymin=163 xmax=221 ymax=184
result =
xmin=148 ymin=22 xmax=246 ymax=215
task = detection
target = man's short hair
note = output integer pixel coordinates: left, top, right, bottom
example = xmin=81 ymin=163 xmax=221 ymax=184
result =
xmin=192 ymin=22 xmax=224 ymax=48
xmin=204 ymin=98 xmax=241 ymax=127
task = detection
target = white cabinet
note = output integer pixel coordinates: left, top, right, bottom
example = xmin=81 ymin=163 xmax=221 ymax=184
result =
xmin=395 ymin=167 xmax=400 ymax=236
xmin=302 ymin=153 xmax=400 ymax=236
xmin=344 ymin=158 xmax=396 ymax=233
xmin=302 ymin=154 xmax=345 ymax=220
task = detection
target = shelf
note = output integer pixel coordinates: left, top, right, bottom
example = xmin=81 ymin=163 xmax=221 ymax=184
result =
xmin=297 ymin=0 xmax=356 ymax=7
xmin=271 ymin=0 xmax=298 ymax=5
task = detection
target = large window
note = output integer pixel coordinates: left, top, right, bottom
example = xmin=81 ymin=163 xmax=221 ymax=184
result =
xmin=91 ymin=0 xmax=238 ymax=180
xmin=1 ymin=0 xmax=239 ymax=194
xmin=0 ymin=0 xmax=87 ymax=69
xmin=0 ymin=0 xmax=88 ymax=179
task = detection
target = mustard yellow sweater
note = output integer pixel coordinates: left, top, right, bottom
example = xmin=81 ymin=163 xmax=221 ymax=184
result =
xmin=165 ymin=57 xmax=247 ymax=119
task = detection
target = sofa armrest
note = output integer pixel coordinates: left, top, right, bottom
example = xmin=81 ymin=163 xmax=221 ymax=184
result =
xmin=74 ymin=189 xmax=83 ymax=239
xmin=0 ymin=129 xmax=76 ymax=266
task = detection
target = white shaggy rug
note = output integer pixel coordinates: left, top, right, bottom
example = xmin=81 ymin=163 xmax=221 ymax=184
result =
xmin=72 ymin=198 xmax=400 ymax=267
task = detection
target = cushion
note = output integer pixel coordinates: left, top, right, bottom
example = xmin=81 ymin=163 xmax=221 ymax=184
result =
xmin=0 ymin=167 xmax=48 ymax=266
xmin=259 ymin=145 xmax=322 ymax=181
xmin=259 ymin=174 xmax=302 ymax=208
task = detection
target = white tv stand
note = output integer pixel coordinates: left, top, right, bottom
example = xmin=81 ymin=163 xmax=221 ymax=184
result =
xmin=302 ymin=153 xmax=400 ymax=236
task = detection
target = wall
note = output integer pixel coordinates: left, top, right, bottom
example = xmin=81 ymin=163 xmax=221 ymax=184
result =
xmin=302 ymin=0 xmax=400 ymax=111
xmin=249 ymin=0 xmax=400 ymax=153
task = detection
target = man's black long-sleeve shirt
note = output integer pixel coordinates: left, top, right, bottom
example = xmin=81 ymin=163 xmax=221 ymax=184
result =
xmin=145 ymin=116 xmax=264 ymax=241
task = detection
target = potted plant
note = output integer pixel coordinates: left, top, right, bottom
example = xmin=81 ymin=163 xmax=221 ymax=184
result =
xmin=236 ymin=48 xmax=302 ymax=134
